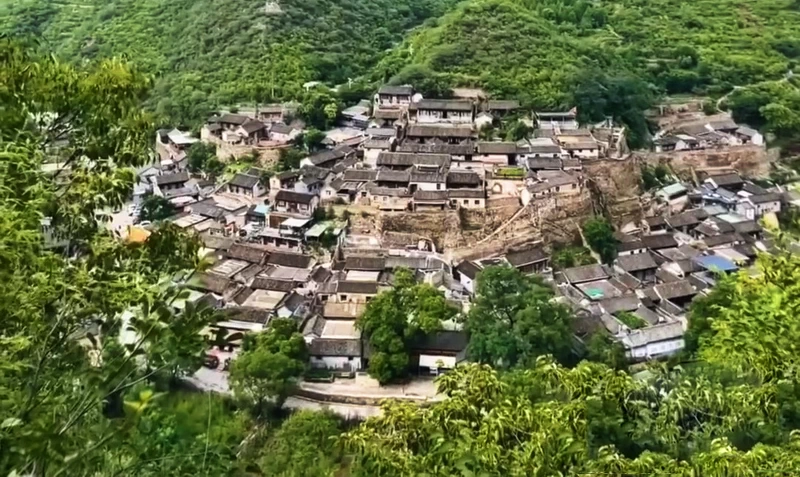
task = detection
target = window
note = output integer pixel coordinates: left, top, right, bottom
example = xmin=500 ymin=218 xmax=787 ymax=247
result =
xmin=572 ymin=183 xmax=576 ymax=189
xmin=326 ymin=190 xmax=332 ymax=196
xmin=436 ymin=183 xmax=441 ymax=190
xmin=348 ymin=356 xmax=354 ymax=361
xmin=463 ymin=200 xmax=468 ymax=205
xmin=300 ymin=204 xmax=307 ymax=210
xmin=340 ymin=295 xmax=348 ymax=301
xmin=366 ymin=296 xmax=372 ymax=302
xmin=555 ymin=186 xmax=560 ymax=192
xmin=474 ymin=200 xmax=480 ymax=205
xmin=278 ymin=201 xmax=285 ymax=207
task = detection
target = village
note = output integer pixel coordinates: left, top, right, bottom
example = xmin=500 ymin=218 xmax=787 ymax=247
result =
xmin=94 ymin=83 xmax=795 ymax=406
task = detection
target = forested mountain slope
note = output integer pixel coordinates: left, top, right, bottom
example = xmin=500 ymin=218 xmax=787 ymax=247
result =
xmin=374 ymin=0 xmax=800 ymax=109
xmin=0 ymin=0 xmax=457 ymax=122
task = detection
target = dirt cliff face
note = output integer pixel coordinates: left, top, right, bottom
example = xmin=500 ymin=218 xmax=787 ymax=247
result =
xmin=637 ymin=144 xmax=776 ymax=179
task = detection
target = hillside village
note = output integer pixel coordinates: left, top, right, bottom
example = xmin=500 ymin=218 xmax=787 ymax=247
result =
xmin=85 ymin=83 xmax=796 ymax=398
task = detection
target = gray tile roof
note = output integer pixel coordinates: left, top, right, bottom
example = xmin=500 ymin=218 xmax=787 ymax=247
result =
xmin=227 ymin=243 xmax=269 ymax=264
xmin=275 ymin=190 xmax=316 ymax=205
xmin=505 ymin=247 xmax=548 ymax=267
xmin=267 ymin=251 xmax=313 ymax=269
xmin=308 ymin=338 xmax=361 ymax=357
xmin=336 ymin=281 xmax=378 ymax=294
xmin=344 ymin=256 xmax=386 ymax=271
xmin=563 ymin=264 xmax=607 ymax=284
xmin=156 ymin=171 xmax=190 ymax=186
xmin=229 ymin=173 xmax=260 ymax=189
xmin=616 ymin=252 xmax=658 ymax=272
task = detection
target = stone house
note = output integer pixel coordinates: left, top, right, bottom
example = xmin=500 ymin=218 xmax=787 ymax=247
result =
xmin=273 ymin=190 xmax=319 ymax=216
xmin=409 ymin=99 xmax=475 ymax=124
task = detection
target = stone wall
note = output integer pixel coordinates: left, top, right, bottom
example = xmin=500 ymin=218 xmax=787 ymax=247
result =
xmin=199 ymin=127 xmax=283 ymax=164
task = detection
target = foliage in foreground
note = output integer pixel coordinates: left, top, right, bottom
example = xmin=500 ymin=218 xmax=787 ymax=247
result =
xmin=343 ymin=360 xmax=800 ymax=476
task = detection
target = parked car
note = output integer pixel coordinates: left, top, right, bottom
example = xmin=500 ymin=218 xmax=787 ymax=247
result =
xmin=203 ymin=354 xmax=220 ymax=369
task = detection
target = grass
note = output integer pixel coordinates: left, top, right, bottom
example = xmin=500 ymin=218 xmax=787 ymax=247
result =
xmin=616 ymin=311 xmax=647 ymax=329
xmin=495 ymin=167 xmax=525 ymax=178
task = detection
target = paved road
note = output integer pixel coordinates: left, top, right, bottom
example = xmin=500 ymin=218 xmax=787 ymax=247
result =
xmin=188 ymin=366 xmax=381 ymax=419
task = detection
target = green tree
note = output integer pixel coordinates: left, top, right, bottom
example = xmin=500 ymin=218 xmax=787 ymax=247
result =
xmin=139 ymin=193 xmax=177 ymax=221
xmin=388 ymin=64 xmax=452 ymax=98
xmin=687 ymin=243 xmax=800 ymax=379
xmin=583 ymin=216 xmax=617 ymax=264
xmin=186 ymin=142 xmax=216 ymax=173
xmin=464 ymin=266 xmax=576 ymax=368
xmin=0 ymin=39 xmax=218 ymax=475
xmin=259 ymin=410 xmax=343 ymax=477
xmin=574 ymin=70 xmax=656 ymax=149
xmin=504 ymin=120 xmax=533 ymax=141
xmin=229 ymin=318 xmax=307 ymax=414
xmin=204 ymin=156 xmax=226 ymax=177
xmin=584 ymin=331 xmax=628 ymax=370
xmin=551 ymin=245 xmax=595 ymax=269
xmin=277 ymin=146 xmax=306 ymax=171
xmin=356 ymin=268 xmax=456 ymax=383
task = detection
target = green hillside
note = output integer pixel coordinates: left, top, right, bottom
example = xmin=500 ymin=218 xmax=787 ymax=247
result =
xmin=0 ymin=0 xmax=458 ymax=123
xmin=374 ymin=0 xmax=800 ymax=108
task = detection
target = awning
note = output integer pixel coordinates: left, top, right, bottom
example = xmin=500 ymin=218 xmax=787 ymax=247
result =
xmin=419 ymin=354 xmax=456 ymax=369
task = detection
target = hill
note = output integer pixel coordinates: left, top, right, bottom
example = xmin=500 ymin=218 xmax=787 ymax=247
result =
xmin=0 ymin=0 xmax=458 ymax=124
xmin=374 ymin=0 xmax=800 ymax=111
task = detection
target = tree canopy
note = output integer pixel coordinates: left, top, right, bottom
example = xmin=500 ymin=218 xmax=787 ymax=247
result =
xmin=229 ymin=317 xmax=308 ymax=414
xmin=356 ymin=268 xmax=457 ymax=383
xmin=464 ymin=266 xmax=576 ymax=368
xmin=583 ymin=216 xmax=617 ymax=264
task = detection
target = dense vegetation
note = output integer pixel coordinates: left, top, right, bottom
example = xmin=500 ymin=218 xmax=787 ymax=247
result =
xmin=377 ymin=0 xmax=799 ymax=103
xmin=0 ymin=0 xmax=458 ymax=125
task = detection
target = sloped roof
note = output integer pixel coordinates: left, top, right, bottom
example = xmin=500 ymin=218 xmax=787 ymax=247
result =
xmin=409 ymin=330 xmax=468 ymax=353
xmin=410 ymin=99 xmax=473 ymax=111
xmin=406 ymin=125 xmax=476 ymax=139
xmin=654 ymin=280 xmax=698 ymax=301
xmin=217 ymin=113 xmax=249 ymax=125
xmin=251 ymin=277 xmax=295 ymax=292
xmin=308 ymin=338 xmax=361 ymax=357
xmin=344 ymin=256 xmax=386 ymax=271
xmin=456 ymin=260 xmax=481 ymax=280
xmin=229 ymin=173 xmax=260 ymax=189
xmin=449 ymin=189 xmax=485 ymax=199
xmin=307 ymin=146 xmax=354 ymax=166
xmin=267 ymin=251 xmax=313 ymax=269
xmin=376 ymin=169 xmax=411 ymax=183
xmin=642 ymin=234 xmax=678 ymax=250
xmin=476 ymin=142 xmax=517 ymax=154
xmin=191 ymin=273 xmax=233 ymax=295
xmin=398 ymin=142 xmax=475 ymax=155
xmin=563 ymin=264 xmax=608 ymax=284
xmin=446 ymin=170 xmax=481 ymax=186
xmin=337 ymin=281 xmax=378 ymax=294
xmin=377 ymin=152 xmax=450 ymax=168
xmin=227 ymin=243 xmax=269 ymax=264
xmin=505 ymin=247 xmax=548 ymax=267
xmin=343 ymin=169 xmax=378 ymax=182
xmin=275 ymin=190 xmax=316 ymax=205
xmin=600 ymin=295 xmax=641 ymax=314
xmin=615 ymin=252 xmax=658 ymax=272
xmin=241 ymin=119 xmax=267 ymax=134
xmin=414 ymin=190 xmax=449 ymax=201
xmin=527 ymin=157 xmax=562 ymax=170
xmin=156 ymin=171 xmax=190 ymax=185
xmin=378 ymin=85 xmax=413 ymax=95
